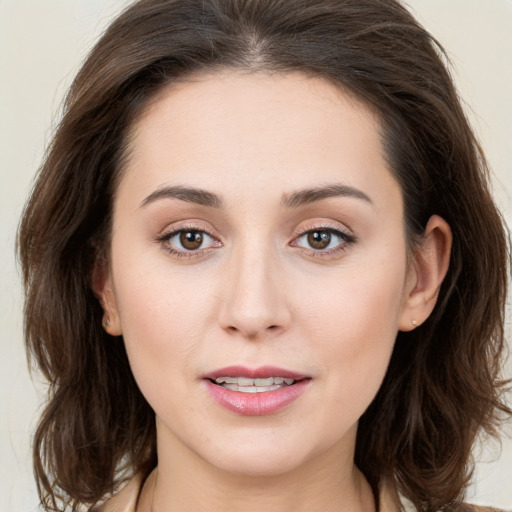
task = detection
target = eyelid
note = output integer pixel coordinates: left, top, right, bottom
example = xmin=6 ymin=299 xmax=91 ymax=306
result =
xmin=290 ymin=221 xmax=357 ymax=258
xmin=157 ymin=220 xmax=208 ymax=236
xmin=292 ymin=220 xmax=356 ymax=240
xmin=155 ymin=221 xmax=222 ymax=258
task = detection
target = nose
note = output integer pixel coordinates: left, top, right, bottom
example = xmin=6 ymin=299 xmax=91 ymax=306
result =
xmin=218 ymin=243 xmax=291 ymax=340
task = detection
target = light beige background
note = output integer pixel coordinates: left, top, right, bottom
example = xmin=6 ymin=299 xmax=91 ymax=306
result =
xmin=1 ymin=1 xmax=511 ymax=510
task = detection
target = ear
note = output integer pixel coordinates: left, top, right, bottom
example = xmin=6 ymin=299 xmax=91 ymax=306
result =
xmin=91 ymin=255 xmax=123 ymax=336
xmin=398 ymin=215 xmax=452 ymax=332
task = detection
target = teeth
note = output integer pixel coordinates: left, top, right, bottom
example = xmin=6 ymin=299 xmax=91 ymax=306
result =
xmin=223 ymin=383 xmax=284 ymax=393
xmin=215 ymin=377 xmax=237 ymax=384
xmin=254 ymin=378 xmax=274 ymax=386
xmin=214 ymin=376 xmax=297 ymax=389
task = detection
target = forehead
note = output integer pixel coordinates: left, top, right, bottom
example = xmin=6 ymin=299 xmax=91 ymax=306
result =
xmin=119 ymin=70 xmax=399 ymax=212
xmin=131 ymin=70 xmax=381 ymax=147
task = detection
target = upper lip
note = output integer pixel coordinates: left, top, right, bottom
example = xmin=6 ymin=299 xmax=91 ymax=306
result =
xmin=202 ymin=365 xmax=308 ymax=381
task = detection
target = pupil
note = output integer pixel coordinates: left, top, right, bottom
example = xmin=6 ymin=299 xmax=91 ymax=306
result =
xmin=180 ymin=230 xmax=203 ymax=250
xmin=308 ymin=230 xmax=331 ymax=249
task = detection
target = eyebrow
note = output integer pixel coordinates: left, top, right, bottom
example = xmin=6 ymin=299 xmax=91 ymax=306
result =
xmin=140 ymin=182 xmax=371 ymax=209
xmin=281 ymin=183 xmax=372 ymax=208
xmin=141 ymin=185 xmax=223 ymax=209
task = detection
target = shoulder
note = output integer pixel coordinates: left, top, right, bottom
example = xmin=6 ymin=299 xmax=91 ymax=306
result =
xmin=85 ymin=473 xmax=144 ymax=512
xmin=454 ymin=506 xmax=510 ymax=512
xmin=398 ymin=493 xmax=509 ymax=512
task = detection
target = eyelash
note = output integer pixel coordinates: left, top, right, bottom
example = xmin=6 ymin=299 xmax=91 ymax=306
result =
xmin=156 ymin=223 xmax=356 ymax=260
xmin=156 ymin=224 xmax=221 ymax=260
xmin=291 ymin=225 xmax=357 ymax=258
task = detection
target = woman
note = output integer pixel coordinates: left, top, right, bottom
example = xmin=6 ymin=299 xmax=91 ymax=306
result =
xmin=17 ymin=0 xmax=510 ymax=511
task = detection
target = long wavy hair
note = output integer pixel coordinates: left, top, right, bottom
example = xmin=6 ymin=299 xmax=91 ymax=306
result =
xmin=17 ymin=0 xmax=510 ymax=510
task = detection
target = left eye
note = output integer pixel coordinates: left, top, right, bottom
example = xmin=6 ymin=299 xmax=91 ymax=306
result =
xmin=165 ymin=229 xmax=218 ymax=252
xmin=294 ymin=229 xmax=352 ymax=251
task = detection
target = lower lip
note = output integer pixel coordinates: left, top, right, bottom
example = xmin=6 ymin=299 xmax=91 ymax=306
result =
xmin=204 ymin=379 xmax=311 ymax=416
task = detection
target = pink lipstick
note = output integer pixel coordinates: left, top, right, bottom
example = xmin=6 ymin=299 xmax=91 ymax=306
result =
xmin=202 ymin=365 xmax=311 ymax=416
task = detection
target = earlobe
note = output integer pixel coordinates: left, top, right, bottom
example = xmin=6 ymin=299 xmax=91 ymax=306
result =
xmin=91 ymin=256 xmax=123 ymax=336
xmin=398 ymin=215 xmax=452 ymax=332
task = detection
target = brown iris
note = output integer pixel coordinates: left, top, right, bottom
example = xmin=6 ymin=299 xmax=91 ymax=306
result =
xmin=307 ymin=230 xmax=331 ymax=249
xmin=179 ymin=230 xmax=203 ymax=250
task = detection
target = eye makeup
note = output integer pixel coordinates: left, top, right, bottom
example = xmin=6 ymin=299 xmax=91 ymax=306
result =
xmin=155 ymin=221 xmax=222 ymax=260
xmin=290 ymin=222 xmax=357 ymax=260
xmin=154 ymin=218 xmax=357 ymax=262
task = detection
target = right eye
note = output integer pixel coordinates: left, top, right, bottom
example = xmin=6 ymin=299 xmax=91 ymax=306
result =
xmin=159 ymin=228 xmax=222 ymax=257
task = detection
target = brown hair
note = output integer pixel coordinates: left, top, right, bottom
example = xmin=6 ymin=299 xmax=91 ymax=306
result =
xmin=18 ymin=0 xmax=510 ymax=510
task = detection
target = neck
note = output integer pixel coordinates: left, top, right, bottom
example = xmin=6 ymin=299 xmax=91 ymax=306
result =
xmin=138 ymin=429 xmax=377 ymax=512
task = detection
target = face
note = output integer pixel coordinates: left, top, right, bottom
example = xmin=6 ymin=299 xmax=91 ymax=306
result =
xmin=101 ymin=71 xmax=418 ymax=478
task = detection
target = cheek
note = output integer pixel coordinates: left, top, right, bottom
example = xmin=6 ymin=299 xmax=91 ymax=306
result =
xmin=297 ymin=250 xmax=407 ymax=404
xmin=110 ymin=254 xmax=218 ymax=389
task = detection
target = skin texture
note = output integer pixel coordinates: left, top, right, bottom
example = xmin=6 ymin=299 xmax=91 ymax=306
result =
xmin=95 ymin=71 xmax=451 ymax=511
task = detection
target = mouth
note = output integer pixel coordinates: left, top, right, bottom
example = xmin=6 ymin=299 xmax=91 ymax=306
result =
xmin=202 ymin=366 xmax=311 ymax=415
xmin=210 ymin=376 xmax=298 ymax=393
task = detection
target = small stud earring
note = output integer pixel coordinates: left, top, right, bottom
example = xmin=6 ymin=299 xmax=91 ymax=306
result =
xmin=103 ymin=316 xmax=111 ymax=328
xmin=411 ymin=320 xmax=418 ymax=326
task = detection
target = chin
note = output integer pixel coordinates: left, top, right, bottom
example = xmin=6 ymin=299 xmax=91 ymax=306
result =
xmin=191 ymin=426 xmax=338 ymax=479
xmin=206 ymin=447 xmax=307 ymax=478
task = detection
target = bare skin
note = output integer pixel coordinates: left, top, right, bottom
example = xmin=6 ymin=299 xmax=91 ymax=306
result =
xmin=95 ymin=71 xmax=451 ymax=512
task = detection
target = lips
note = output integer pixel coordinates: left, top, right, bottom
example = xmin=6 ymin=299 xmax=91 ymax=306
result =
xmin=203 ymin=365 xmax=307 ymax=381
xmin=202 ymin=365 xmax=311 ymax=416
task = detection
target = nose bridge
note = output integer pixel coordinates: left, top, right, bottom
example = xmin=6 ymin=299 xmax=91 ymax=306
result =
xmin=219 ymin=234 xmax=288 ymax=338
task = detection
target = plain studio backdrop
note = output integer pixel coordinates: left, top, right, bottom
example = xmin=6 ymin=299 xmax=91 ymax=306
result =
xmin=1 ymin=1 xmax=511 ymax=510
